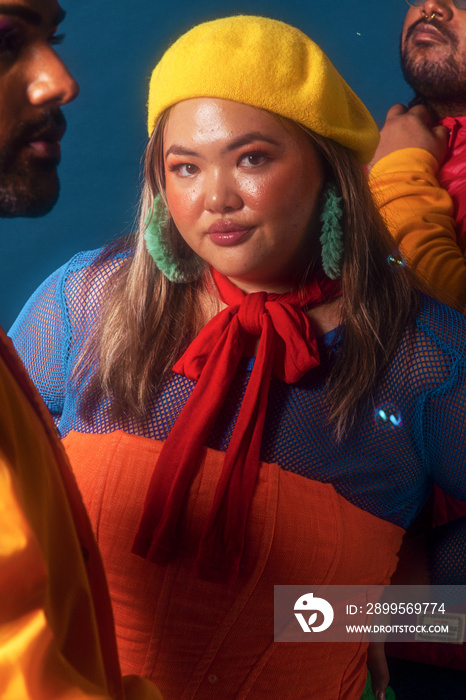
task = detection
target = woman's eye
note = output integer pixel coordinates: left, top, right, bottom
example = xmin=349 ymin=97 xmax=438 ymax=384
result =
xmin=240 ymin=152 xmax=267 ymax=167
xmin=169 ymin=163 xmax=199 ymax=177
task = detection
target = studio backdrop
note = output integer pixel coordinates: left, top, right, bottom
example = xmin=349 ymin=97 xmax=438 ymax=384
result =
xmin=1 ymin=0 xmax=412 ymax=329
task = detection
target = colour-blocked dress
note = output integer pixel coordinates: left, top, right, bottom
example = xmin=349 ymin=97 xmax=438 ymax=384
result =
xmin=10 ymin=246 xmax=466 ymax=699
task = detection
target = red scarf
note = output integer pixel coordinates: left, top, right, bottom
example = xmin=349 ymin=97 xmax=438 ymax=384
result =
xmin=133 ymin=269 xmax=340 ymax=583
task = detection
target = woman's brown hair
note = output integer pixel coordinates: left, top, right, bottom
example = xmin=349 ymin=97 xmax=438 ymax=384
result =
xmin=75 ymin=109 xmax=419 ymax=440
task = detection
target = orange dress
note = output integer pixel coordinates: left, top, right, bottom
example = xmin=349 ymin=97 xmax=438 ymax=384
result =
xmin=64 ymin=429 xmax=404 ymax=700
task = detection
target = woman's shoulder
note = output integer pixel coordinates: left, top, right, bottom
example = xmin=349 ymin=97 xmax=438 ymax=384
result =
xmin=63 ymin=241 xmax=132 ymax=280
xmin=58 ymin=240 xmax=132 ymax=301
xmin=415 ymin=294 xmax=466 ymax=359
xmin=54 ymin=240 xmax=133 ymax=334
xmin=377 ymin=295 xmax=466 ymax=405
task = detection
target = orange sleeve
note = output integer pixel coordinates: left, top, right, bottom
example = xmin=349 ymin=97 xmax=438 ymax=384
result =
xmin=369 ymin=148 xmax=466 ymax=312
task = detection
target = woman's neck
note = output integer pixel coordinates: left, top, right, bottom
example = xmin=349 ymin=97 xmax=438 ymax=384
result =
xmin=306 ymin=296 xmax=343 ymax=336
xmin=199 ymin=283 xmax=343 ymax=337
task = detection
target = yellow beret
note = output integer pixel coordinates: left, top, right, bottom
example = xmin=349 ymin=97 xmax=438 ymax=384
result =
xmin=147 ymin=15 xmax=379 ymax=164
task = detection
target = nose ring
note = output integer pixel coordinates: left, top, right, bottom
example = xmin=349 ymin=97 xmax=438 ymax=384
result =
xmin=423 ymin=10 xmax=436 ymax=21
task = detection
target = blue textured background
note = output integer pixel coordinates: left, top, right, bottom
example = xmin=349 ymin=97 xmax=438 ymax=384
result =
xmin=1 ymin=1 xmax=413 ymax=329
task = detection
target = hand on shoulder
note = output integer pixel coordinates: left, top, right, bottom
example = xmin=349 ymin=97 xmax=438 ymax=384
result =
xmin=368 ymin=104 xmax=449 ymax=171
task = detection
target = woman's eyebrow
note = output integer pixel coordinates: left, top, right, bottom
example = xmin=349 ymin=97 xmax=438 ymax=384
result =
xmin=224 ymin=132 xmax=281 ymax=153
xmin=165 ymin=133 xmax=281 ymax=159
xmin=165 ymin=145 xmax=200 ymax=158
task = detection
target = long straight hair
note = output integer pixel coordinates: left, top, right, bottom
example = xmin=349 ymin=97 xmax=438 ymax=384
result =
xmin=76 ymin=109 xmax=419 ymax=439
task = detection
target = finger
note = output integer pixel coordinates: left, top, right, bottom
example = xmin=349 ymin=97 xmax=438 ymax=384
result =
xmin=407 ymin=104 xmax=433 ymax=125
xmin=385 ymin=103 xmax=408 ymax=120
xmin=373 ymin=681 xmax=389 ymax=696
xmin=367 ymin=641 xmax=389 ymax=696
xmin=433 ymin=124 xmax=449 ymax=144
xmin=373 ymin=684 xmax=388 ymax=700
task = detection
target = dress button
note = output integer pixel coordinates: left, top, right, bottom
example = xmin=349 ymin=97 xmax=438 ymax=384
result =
xmin=208 ymin=674 xmax=218 ymax=684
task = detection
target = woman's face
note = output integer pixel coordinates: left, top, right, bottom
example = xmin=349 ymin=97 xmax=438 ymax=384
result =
xmin=163 ymin=98 xmax=324 ymax=293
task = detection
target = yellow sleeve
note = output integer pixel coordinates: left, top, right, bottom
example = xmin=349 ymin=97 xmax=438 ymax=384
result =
xmin=369 ymin=148 xmax=466 ymax=312
xmin=0 ymin=337 xmax=164 ymax=700
xmin=0 ymin=459 xmax=164 ymax=700
xmin=0 ymin=456 xmax=111 ymax=699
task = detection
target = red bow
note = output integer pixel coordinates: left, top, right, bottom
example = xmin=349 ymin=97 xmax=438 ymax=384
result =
xmin=133 ymin=269 xmax=340 ymax=583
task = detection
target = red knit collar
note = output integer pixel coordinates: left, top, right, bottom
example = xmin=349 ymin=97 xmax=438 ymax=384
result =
xmin=133 ymin=269 xmax=340 ymax=583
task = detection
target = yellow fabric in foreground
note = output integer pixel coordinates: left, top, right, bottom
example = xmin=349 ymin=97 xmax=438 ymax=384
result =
xmin=147 ymin=15 xmax=379 ymax=164
xmin=0 ymin=329 xmax=161 ymax=699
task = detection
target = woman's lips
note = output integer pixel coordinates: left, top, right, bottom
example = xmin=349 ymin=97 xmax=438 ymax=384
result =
xmin=207 ymin=222 xmax=253 ymax=246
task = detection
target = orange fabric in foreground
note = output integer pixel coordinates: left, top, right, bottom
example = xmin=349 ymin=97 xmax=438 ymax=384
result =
xmin=64 ymin=429 xmax=404 ymax=700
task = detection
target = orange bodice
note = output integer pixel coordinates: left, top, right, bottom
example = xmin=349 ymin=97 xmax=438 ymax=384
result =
xmin=64 ymin=429 xmax=404 ymax=699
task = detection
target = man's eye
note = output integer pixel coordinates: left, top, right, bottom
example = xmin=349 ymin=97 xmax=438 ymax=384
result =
xmin=49 ymin=33 xmax=65 ymax=47
xmin=0 ymin=24 xmax=22 ymax=56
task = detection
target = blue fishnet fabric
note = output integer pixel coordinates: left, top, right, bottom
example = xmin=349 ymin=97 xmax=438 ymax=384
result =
xmin=9 ymin=247 xmax=466 ymax=539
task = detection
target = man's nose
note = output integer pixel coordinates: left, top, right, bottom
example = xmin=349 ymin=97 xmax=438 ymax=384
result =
xmin=419 ymin=0 xmax=454 ymax=20
xmin=27 ymin=48 xmax=80 ymax=108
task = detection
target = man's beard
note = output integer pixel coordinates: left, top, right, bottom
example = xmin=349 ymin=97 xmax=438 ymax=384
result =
xmin=0 ymin=111 xmax=65 ymax=218
xmin=0 ymin=158 xmax=60 ymax=218
xmin=401 ymin=17 xmax=466 ymax=107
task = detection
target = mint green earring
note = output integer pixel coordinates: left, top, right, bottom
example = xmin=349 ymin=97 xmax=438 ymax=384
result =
xmin=144 ymin=194 xmax=203 ymax=283
xmin=319 ymin=184 xmax=344 ymax=280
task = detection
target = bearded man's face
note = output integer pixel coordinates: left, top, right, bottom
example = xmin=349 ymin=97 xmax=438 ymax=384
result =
xmin=0 ymin=0 xmax=78 ymax=217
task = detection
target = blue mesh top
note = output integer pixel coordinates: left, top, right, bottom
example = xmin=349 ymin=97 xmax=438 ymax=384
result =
xmin=9 ymin=246 xmax=466 ymax=535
